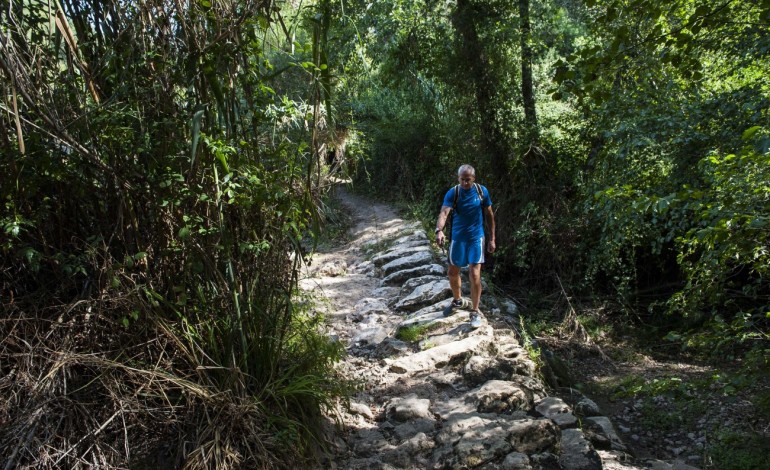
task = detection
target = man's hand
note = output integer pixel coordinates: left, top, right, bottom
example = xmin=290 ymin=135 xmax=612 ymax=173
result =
xmin=487 ymin=239 xmax=496 ymax=253
xmin=436 ymin=231 xmax=446 ymax=247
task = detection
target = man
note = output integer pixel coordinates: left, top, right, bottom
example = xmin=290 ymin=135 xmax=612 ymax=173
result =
xmin=435 ymin=164 xmax=496 ymax=328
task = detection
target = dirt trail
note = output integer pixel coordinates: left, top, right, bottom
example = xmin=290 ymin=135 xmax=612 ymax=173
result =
xmin=300 ymin=187 xmax=700 ymax=470
xmin=299 ymin=188 xmax=405 ymax=333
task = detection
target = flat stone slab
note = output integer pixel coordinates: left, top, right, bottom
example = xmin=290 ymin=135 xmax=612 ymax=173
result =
xmin=419 ymin=331 xmax=461 ymax=349
xmin=386 ymin=330 xmax=491 ymax=375
xmin=407 ymin=299 xmax=450 ymax=318
xmin=351 ymin=325 xmax=389 ymax=347
xmin=386 ymin=394 xmax=434 ymax=421
xmin=400 ymin=309 xmax=448 ymax=329
xmin=559 ymin=428 xmax=603 ymax=470
xmin=400 ymin=310 xmax=481 ymax=336
xmin=350 ymin=298 xmax=391 ymax=321
xmin=391 ymin=229 xmax=428 ymax=244
xmin=535 ymin=396 xmax=578 ymax=429
xmin=395 ymin=279 xmax=452 ymax=311
xmin=380 ymin=263 xmax=445 ymax=286
xmin=585 ymin=416 xmax=627 ymax=452
xmin=381 ymin=251 xmax=434 ymax=276
xmin=372 ymin=245 xmax=431 ymax=267
xmin=399 ymin=275 xmax=445 ymax=297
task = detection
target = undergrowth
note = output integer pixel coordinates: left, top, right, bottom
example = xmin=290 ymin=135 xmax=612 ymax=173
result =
xmin=316 ymin=190 xmax=354 ymax=249
xmin=704 ymin=429 xmax=770 ymax=470
xmin=524 ymin=295 xmax=770 ymax=468
xmin=396 ymin=324 xmax=432 ymax=342
xmin=0 ymin=282 xmax=352 ymax=469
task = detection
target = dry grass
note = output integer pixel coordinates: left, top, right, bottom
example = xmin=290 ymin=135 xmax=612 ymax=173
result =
xmin=0 ymin=298 xmax=329 ymax=469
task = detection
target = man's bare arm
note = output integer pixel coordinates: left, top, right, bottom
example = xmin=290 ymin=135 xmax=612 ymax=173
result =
xmin=484 ymin=206 xmax=496 ymax=253
xmin=435 ymin=206 xmax=452 ymax=246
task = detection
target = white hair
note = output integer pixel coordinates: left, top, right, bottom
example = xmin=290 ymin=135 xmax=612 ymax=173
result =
xmin=457 ymin=164 xmax=475 ymax=176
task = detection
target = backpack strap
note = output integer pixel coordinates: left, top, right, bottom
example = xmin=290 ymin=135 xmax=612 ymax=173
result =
xmin=476 ymin=184 xmax=486 ymax=234
xmin=453 ymin=183 xmax=485 ymax=214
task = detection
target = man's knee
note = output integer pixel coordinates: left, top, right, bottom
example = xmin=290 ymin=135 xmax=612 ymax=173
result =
xmin=468 ymin=264 xmax=481 ymax=280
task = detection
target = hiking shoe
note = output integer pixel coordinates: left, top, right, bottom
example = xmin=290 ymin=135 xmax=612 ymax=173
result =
xmin=442 ymin=297 xmax=470 ymax=317
xmin=469 ymin=309 xmax=484 ymax=328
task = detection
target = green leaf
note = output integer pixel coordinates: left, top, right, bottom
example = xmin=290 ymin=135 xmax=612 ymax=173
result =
xmin=664 ymin=331 xmax=682 ymax=342
xmin=215 ymin=151 xmax=230 ymax=173
xmin=178 ymin=226 xmax=192 ymax=240
xmin=190 ymin=108 xmax=205 ymax=167
xmin=691 ymin=5 xmax=710 ymax=22
xmin=192 ymin=259 xmax=204 ymax=274
xmin=742 ymin=126 xmax=761 ymax=141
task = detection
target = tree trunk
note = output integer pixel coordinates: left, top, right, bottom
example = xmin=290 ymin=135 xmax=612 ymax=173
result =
xmin=519 ymin=0 xmax=538 ymax=141
xmin=452 ymin=0 xmax=510 ymax=185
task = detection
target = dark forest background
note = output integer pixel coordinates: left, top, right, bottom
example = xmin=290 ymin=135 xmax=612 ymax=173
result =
xmin=1 ymin=0 xmax=768 ymax=467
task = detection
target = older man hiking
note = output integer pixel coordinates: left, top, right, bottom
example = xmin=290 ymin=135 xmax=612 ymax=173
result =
xmin=434 ymin=164 xmax=496 ymax=328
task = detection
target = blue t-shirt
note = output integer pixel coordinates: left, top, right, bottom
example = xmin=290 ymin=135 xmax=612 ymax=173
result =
xmin=442 ymin=184 xmax=492 ymax=242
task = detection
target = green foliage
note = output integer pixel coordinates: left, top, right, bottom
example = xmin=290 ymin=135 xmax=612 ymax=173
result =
xmin=166 ymin=288 xmax=349 ymax=452
xmin=705 ymin=429 xmax=770 ymax=470
xmin=611 ymin=374 xmax=698 ymax=400
xmin=756 ymin=388 xmax=770 ymax=420
xmin=5 ymin=0 xmax=769 ymax=464
xmin=396 ymin=323 xmax=432 ymax=342
xmin=315 ymin=192 xmax=353 ymax=247
xmin=1 ymin=0 xmax=354 ymax=467
xmin=636 ymin=401 xmax=684 ymax=432
xmin=518 ymin=316 xmax=542 ymax=363
xmin=670 ymin=132 xmax=770 ymax=318
xmin=543 ymin=0 xmax=770 ymax=358
xmin=575 ymin=313 xmax=607 ymax=338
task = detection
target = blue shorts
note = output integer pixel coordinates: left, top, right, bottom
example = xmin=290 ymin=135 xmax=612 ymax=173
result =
xmin=448 ymin=238 xmax=485 ymax=267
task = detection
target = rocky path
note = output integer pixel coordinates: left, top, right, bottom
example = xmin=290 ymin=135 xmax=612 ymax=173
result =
xmin=300 ymin=188 xmax=698 ymax=470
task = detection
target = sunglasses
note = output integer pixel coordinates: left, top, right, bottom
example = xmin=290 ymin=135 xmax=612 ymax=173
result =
xmin=460 ymin=177 xmax=474 ymax=182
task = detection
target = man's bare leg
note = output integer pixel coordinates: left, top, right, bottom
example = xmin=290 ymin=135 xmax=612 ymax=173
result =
xmin=448 ymin=264 xmax=462 ymax=301
xmin=469 ymin=263 xmax=482 ymax=310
